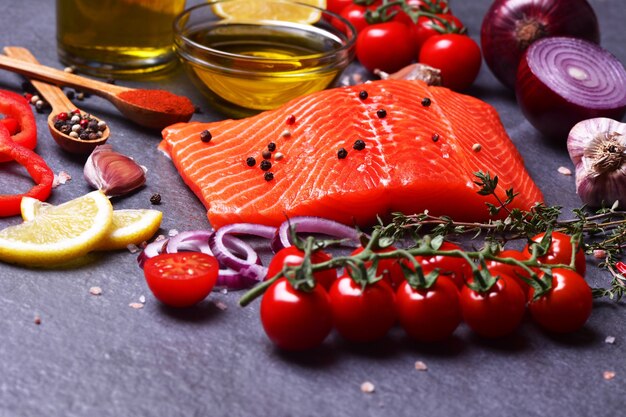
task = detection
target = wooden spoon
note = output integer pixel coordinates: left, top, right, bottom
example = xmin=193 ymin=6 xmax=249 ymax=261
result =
xmin=4 ymin=47 xmax=110 ymax=154
xmin=0 ymin=53 xmax=194 ymax=130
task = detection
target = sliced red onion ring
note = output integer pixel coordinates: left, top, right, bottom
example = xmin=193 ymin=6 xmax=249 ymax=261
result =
xmin=137 ymin=238 xmax=168 ymax=267
xmin=209 ymin=224 xmax=274 ymax=270
xmin=271 ymin=216 xmax=361 ymax=252
xmin=214 ymin=265 xmax=267 ymax=291
xmin=166 ymin=230 xmax=213 ymax=254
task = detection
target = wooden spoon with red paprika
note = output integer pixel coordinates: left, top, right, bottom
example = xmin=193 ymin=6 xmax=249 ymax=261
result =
xmin=0 ymin=53 xmax=195 ymax=130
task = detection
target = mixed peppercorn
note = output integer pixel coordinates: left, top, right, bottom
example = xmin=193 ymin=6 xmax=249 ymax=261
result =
xmin=52 ymin=109 xmax=107 ymax=140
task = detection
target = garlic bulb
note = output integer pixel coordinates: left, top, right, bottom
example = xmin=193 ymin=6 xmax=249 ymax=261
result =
xmin=374 ymin=63 xmax=442 ymax=86
xmin=567 ymin=118 xmax=626 ymax=208
xmin=84 ymin=144 xmax=147 ymax=197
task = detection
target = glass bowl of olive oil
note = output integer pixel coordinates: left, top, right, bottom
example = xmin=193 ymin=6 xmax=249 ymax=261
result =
xmin=173 ymin=0 xmax=356 ymax=117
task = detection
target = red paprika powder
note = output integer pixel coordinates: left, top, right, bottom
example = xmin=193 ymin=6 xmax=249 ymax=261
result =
xmin=118 ymin=89 xmax=195 ymax=118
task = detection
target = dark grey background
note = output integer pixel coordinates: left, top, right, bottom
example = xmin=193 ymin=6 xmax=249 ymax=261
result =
xmin=0 ymin=1 xmax=625 ymax=416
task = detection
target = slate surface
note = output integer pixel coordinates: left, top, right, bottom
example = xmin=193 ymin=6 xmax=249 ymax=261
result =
xmin=0 ymin=1 xmax=625 ymax=416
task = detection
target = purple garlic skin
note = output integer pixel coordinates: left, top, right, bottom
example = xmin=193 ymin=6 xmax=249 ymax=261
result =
xmin=568 ymin=118 xmax=626 ymax=208
xmin=84 ymin=144 xmax=147 ymax=197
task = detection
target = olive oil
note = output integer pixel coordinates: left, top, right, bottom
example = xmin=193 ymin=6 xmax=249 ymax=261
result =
xmin=184 ymin=22 xmax=348 ymax=112
xmin=56 ymin=0 xmax=185 ymax=77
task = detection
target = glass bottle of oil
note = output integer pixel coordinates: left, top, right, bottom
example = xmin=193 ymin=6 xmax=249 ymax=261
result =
xmin=56 ymin=0 xmax=186 ymax=77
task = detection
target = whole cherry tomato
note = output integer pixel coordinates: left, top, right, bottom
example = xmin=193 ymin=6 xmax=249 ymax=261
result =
xmin=334 ymin=4 xmax=374 ymax=34
xmin=329 ymin=274 xmax=397 ymax=343
xmin=486 ymin=249 xmax=533 ymax=295
xmin=418 ymin=33 xmax=482 ymax=91
xmin=409 ymin=14 xmax=465 ymax=54
xmin=356 ymin=21 xmax=417 ymax=73
xmin=266 ymin=246 xmax=337 ymax=290
xmin=260 ymin=278 xmax=333 ymax=351
xmin=528 ymin=269 xmax=592 ymax=334
xmin=523 ymin=231 xmax=586 ymax=276
xmin=143 ymin=252 xmax=219 ymax=308
xmin=460 ymin=275 xmax=526 ymax=339
xmin=416 ymin=241 xmax=472 ymax=289
xmin=396 ymin=277 xmax=461 ymax=342
xmin=351 ymin=245 xmax=406 ymax=288
xmin=327 ymin=0 xmax=355 ymax=16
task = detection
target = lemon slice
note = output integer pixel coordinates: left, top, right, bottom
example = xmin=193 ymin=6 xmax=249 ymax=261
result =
xmin=21 ymin=197 xmax=163 ymax=252
xmin=213 ymin=0 xmax=326 ymax=24
xmin=95 ymin=209 xmax=163 ymax=251
xmin=0 ymin=191 xmax=113 ymax=266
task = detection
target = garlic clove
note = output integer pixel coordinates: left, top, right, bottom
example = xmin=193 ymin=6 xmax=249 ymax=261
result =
xmin=567 ymin=117 xmax=626 ymax=208
xmin=374 ymin=63 xmax=442 ymax=86
xmin=84 ymin=144 xmax=147 ymax=197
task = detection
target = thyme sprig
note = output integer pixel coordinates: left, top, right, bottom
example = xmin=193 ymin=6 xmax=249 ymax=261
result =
xmin=239 ymin=172 xmax=626 ymax=306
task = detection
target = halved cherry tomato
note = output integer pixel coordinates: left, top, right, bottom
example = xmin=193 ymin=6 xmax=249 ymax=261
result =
xmin=356 ymin=21 xmax=416 ymax=73
xmin=396 ymin=277 xmax=461 ymax=342
xmin=416 ymin=241 xmax=472 ymax=289
xmin=528 ymin=269 xmax=592 ymax=334
xmin=143 ymin=252 xmax=219 ymax=308
xmin=523 ymin=231 xmax=586 ymax=276
xmin=265 ymin=246 xmax=337 ymax=290
xmin=460 ymin=274 xmax=526 ymax=339
xmin=351 ymin=245 xmax=406 ymax=288
xmin=329 ymin=274 xmax=397 ymax=343
xmin=260 ymin=277 xmax=332 ymax=351
xmin=418 ymin=33 xmax=482 ymax=91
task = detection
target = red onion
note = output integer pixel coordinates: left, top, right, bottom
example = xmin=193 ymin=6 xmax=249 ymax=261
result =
xmin=137 ymin=238 xmax=168 ymax=268
xmin=567 ymin=118 xmax=626 ymax=208
xmin=480 ymin=0 xmax=599 ymax=90
xmin=516 ymin=37 xmax=626 ymax=141
xmin=166 ymin=230 xmax=212 ymax=254
xmin=271 ymin=216 xmax=362 ymax=253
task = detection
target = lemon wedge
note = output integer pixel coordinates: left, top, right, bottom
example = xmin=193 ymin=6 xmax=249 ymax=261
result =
xmin=95 ymin=209 xmax=163 ymax=251
xmin=213 ymin=0 xmax=326 ymax=24
xmin=21 ymin=197 xmax=163 ymax=252
xmin=0 ymin=191 xmax=113 ymax=266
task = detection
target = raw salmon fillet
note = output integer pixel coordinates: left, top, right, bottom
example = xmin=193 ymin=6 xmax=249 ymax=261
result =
xmin=160 ymin=80 xmax=543 ymax=228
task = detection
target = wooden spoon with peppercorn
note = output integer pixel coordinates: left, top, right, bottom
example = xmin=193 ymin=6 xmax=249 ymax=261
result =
xmin=4 ymin=47 xmax=110 ymax=154
xmin=0 ymin=51 xmax=195 ymax=130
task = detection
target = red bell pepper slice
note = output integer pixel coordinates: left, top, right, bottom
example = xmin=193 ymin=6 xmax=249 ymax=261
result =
xmin=0 ymin=90 xmax=37 ymax=163
xmin=0 ymin=123 xmax=53 ymax=217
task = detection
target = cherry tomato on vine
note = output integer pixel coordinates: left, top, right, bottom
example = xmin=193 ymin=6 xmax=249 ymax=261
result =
xmin=460 ymin=275 xmax=526 ymax=339
xmin=396 ymin=277 xmax=461 ymax=342
xmin=327 ymin=0 xmax=355 ymax=16
xmin=409 ymin=14 xmax=465 ymax=54
xmin=356 ymin=21 xmax=417 ymax=73
xmin=260 ymin=278 xmax=333 ymax=351
xmin=415 ymin=0 xmax=451 ymax=13
xmin=416 ymin=241 xmax=472 ymax=289
xmin=523 ymin=231 xmax=586 ymax=276
xmin=528 ymin=269 xmax=592 ymax=334
xmin=329 ymin=274 xmax=397 ymax=343
xmin=351 ymin=245 xmax=406 ymax=288
xmin=332 ymin=3 xmax=380 ymax=34
xmin=265 ymin=246 xmax=337 ymax=290
xmin=418 ymin=33 xmax=482 ymax=91
xmin=486 ymin=249 xmax=533 ymax=295
xmin=143 ymin=252 xmax=219 ymax=308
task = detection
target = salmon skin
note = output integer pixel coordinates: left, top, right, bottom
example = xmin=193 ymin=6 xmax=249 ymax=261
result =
xmin=160 ymin=79 xmax=543 ymax=229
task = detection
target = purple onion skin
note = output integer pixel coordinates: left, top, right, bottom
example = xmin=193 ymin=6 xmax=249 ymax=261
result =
xmin=481 ymin=0 xmax=600 ymax=90
xmin=516 ymin=37 xmax=626 ymax=141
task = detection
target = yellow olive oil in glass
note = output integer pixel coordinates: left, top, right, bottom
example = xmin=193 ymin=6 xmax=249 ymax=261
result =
xmin=186 ymin=22 xmax=345 ymax=111
xmin=56 ymin=0 xmax=186 ymax=77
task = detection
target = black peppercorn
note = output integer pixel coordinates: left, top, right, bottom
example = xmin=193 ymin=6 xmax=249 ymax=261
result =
xmin=246 ymin=157 xmax=256 ymax=167
xmin=200 ymin=129 xmax=212 ymax=143
xmin=268 ymin=142 xmax=276 ymax=152
xmin=421 ymin=97 xmax=431 ymax=107
xmin=264 ymin=172 xmax=274 ymax=181
xmin=353 ymin=140 xmax=366 ymax=151
xmin=262 ymin=150 xmax=272 ymax=160
xmin=432 ymin=133 xmax=440 ymax=142
xmin=150 ymin=193 xmax=162 ymax=205
xmin=376 ymin=109 xmax=387 ymax=118
xmin=338 ymin=148 xmax=348 ymax=159
xmin=359 ymin=90 xmax=368 ymax=100
xmin=260 ymin=160 xmax=272 ymax=171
